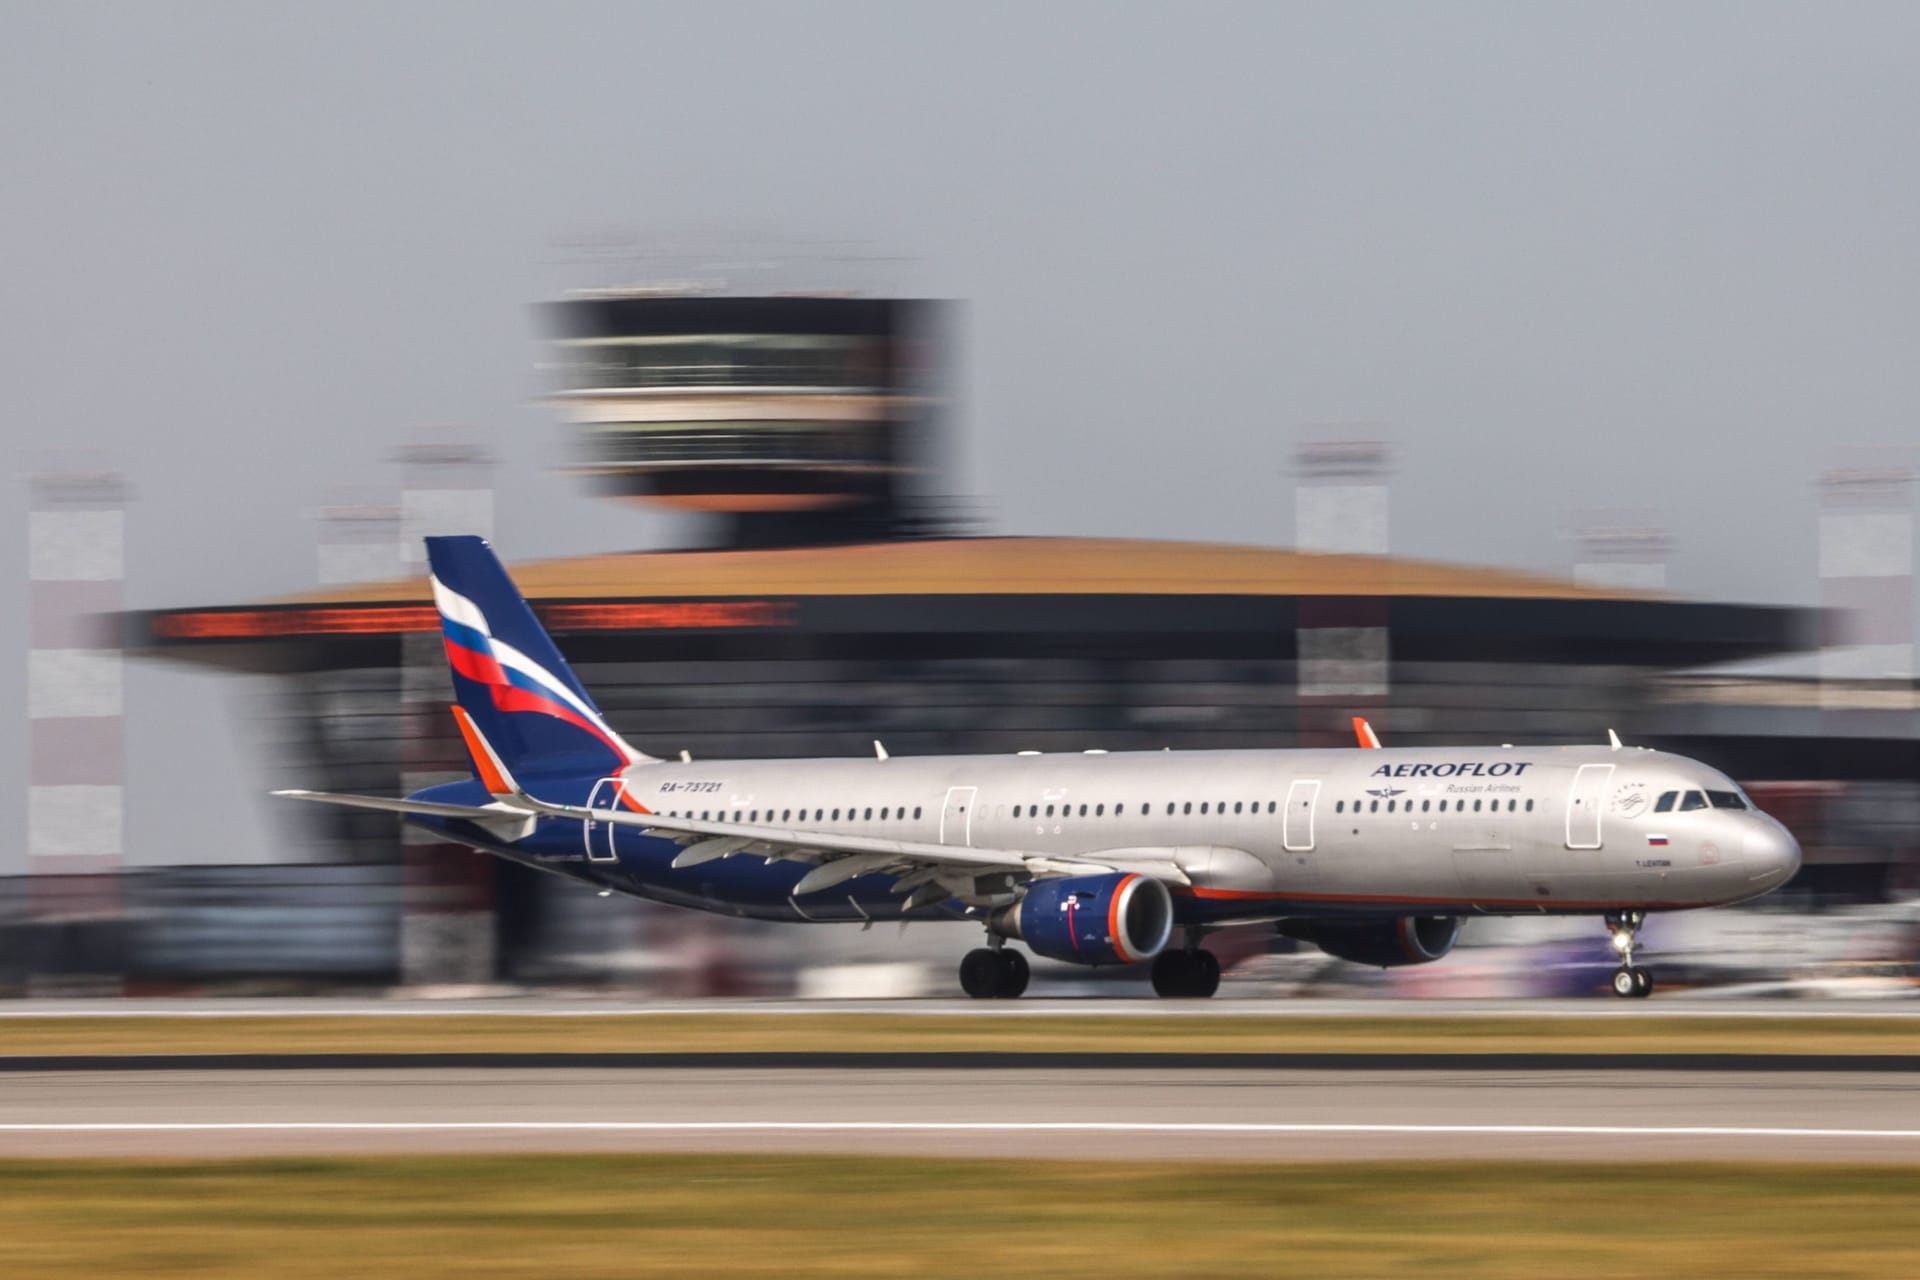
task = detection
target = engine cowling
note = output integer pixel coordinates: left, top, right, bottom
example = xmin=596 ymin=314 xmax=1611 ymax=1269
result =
xmin=998 ymin=873 xmax=1174 ymax=966
xmin=1287 ymin=915 xmax=1462 ymax=968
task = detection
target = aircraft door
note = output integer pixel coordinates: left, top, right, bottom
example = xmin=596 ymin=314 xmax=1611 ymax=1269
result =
xmin=939 ymin=786 xmax=977 ymax=847
xmin=1565 ymin=763 xmax=1614 ymax=850
xmin=584 ymin=777 xmax=624 ymax=863
xmin=1283 ymin=779 xmax=1320 ymax=852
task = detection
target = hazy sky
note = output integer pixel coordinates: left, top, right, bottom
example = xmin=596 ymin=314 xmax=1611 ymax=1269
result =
xmin=4 ymin=2 xmax=1918 ymax=867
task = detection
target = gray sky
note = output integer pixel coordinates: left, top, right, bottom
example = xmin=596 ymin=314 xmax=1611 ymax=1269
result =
xmin=4 ymin=2 xmax=1918 ymax=868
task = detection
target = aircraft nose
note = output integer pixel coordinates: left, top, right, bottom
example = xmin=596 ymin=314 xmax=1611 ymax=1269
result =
xmin=1743 ymin=820 xmax=1802 ymax=889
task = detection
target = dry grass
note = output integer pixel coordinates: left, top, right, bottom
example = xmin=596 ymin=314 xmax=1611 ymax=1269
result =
xmin=1 ymin=1012 xmax=1917 ymax=1057
xmin=3 ymin=1155 xmax=1918 ymax=1278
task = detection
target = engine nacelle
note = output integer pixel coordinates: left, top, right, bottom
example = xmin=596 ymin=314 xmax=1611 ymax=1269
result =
xmin=996 ymin=873 xmax=1174 ymax=967
xmin=1285 ymin=915 xmax=1462 ymax=968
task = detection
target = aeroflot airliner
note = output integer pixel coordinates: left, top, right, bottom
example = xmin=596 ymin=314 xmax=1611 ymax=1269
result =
xmin=279 ymin=537 xmax=1802 ymax=999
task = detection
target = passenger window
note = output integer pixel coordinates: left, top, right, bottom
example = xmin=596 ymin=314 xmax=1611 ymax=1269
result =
xmin=881 ymin=807 xmax=890 ymax=820
xmin=1200 ymin=802 xmax=1209 ymax=815
xmin=864 ymin=808 xmax=873 ymax=821
xmin=1336 ymin=800 xmax=1345 ymax=813
xmin=914 ymin=807 xmax=922 ymax=819
xmin=1653 ymin=791 xmax=1677 ymax=813
xmin=1183 ymin=802 xmax=1192 ymax=815
xmin=1472 ymin=800 xmax=1482 ymax=812
xmin=750 ymin=811 xmax=759 ymax=823
xmin=1013 ymin=805 xmax=1022 ymax=818
xmin=1079 ymin=804 xmax=1088 ymax=817
xmin=1387 ymin=800 xmax=1397 ymax=813
xmin=1421 ymin=800 xmax=1430 ymax=812
xmin=1369 ymin=800 xmax=1378 ymax=813
xmin=1267 ymin=801 xmax=1277 ymax=814
xmin=1707 ymin=791 xmax=1748 ymax=811
xmin=1507 ymin=800 xmax=1516 ymax=812
xmin=1525 ymin=799 xmax=1534 ymax=812
xmin=1046 ymin=805 xmax=1055 ymax=818
xmin=831 ymin=809 xmax=840 ymax=821
xmin=1096 ymin=804 xmax=1105 ymax=816
xmin=1679 ymin=791 xmax=1708 ymax=812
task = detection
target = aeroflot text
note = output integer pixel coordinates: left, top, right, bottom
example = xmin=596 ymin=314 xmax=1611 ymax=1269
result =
xmin=1370 ymin=762 xmax=1534 ymax=778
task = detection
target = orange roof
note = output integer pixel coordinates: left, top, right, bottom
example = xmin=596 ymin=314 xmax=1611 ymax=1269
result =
xmin=278 ymin=537 xmax=1650 ymax=605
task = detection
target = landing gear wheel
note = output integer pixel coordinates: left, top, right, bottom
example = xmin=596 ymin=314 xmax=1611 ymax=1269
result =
xmin=1604 ymin=910 xmax=1650 ymax=999
xmin=1150 ymin=949 xmax=1220 ymax=998
xmin=959 ymin=948 xmax=1001 ymax=999
xmin=1189 ymin=948 xmax=1221 ymax=998
xmin=995 ymin=949 xmax=1030 ymax=998
xmin=1150 ymin=950 xmax=1193 ymax=997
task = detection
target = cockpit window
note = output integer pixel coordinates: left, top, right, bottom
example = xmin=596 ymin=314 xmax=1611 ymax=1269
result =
xmin=1707 ymin=790 xmax=1748 ymax=811
xmin=1678 ymin=791 xmax=1708 ymax=812
xmin=1653 ymin=791 xmax=1677 ymax=813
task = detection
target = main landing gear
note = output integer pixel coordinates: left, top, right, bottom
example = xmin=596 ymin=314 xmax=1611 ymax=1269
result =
xmin=959 ymin=944 xmax=1029 ymax=999
xmin=1150 ymin=936 xmax=1221 ymax=999
xmin=1606 ymin=910 xmax=1654 ymax=999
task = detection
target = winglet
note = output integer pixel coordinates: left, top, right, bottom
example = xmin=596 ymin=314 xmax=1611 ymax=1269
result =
xmin=1607 ymin=728 xmax=1623 ymax=751
xmin=1353 ymin=717 xmax=1383 ymax=749
xmin=452 ymin=703 xmax=522 ymax=799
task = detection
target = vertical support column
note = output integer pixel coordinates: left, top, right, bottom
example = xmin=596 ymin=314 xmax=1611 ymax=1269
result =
xmin=27 ymin=470 xmax=128 ymax=987
xmin=1293 ymin=438 xmax=1391 ymax=747
xmin=396 ymin=444 xmax=498 ymax=989
xmin=1818 ymin=465 xmax=1914 ymax=689
xmin=1572 ymin=510 xmax=1670 ymax=593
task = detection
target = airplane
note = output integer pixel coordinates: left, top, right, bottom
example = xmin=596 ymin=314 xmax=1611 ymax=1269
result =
xmin=277 ymin=535 xmax=1803 ymax=1000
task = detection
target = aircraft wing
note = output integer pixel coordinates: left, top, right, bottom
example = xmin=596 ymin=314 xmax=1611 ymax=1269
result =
xmin=274 ymin=788 xmax=1190 ymax=900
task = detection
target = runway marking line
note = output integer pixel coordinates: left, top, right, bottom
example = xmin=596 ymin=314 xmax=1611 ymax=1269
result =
xmin=4 ymin=1121 xmax=1918 ymax=1139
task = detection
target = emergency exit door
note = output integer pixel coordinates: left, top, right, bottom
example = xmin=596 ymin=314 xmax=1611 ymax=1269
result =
xmin=1283 ymin=779 xmax=1321 ymax=851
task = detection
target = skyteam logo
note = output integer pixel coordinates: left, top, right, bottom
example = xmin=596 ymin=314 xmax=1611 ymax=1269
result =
xmin=431 ymin=575 xmax=636 ymax=766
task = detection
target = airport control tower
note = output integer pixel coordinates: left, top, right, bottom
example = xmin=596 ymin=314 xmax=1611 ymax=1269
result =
xmin=543 ymin=292 xmax=949 ymax=549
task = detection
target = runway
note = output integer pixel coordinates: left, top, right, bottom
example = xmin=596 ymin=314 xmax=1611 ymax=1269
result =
xmin=5 ymin=996 xmax=1917 ymax=1018
xmin=5 ymin=1066 xmax=1916 ymax=1162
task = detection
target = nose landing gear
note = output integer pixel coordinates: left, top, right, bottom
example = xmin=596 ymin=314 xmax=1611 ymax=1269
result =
xmin=1606 ymin=910 xmax=1654 ymax=998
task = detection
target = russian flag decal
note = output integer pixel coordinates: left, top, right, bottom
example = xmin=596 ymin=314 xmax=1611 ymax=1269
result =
xmin=1647 ymin=835 xmax=1670 ymax=846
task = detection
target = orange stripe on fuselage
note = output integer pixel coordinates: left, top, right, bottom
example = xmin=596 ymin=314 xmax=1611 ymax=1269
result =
xmin=450 ymin=705 xmax=512 ymax=796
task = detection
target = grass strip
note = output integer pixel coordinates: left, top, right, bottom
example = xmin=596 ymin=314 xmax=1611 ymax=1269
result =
xmin=4 ymin=1154 xmax=1918 ymax=1278
xmin=1 ymin=1012 xmax=1917 ymax=1058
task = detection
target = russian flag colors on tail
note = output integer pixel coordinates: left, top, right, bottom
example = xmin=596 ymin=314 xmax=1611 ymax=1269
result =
xmin=425 ymin=535 xmax=649 ymax=780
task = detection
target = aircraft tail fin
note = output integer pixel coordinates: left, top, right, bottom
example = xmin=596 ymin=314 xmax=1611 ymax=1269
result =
xmin=425 ymin=535 xmax=652 ymax=778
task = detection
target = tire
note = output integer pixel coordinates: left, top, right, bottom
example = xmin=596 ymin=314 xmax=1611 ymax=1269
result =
xmin=959 ymin=948 xmax=1001 ymax=998
xmin=1189 ymin=949 xmax=1221 ymax=999
xmin=1150 ymin=950 xmax=1193 ymax=997
xmin=995 ymin=949 xmax=1030 ymax=998
xmin=1611 ymin=967 xmax=1638 ymax=998
xmin=1633 ymin=967 xmax=1654 ymax=998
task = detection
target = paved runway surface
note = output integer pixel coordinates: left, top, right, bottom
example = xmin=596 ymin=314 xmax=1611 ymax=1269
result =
xmin=5 ymin=1066 xmax=1916 ymax=1161
xmin=4 ymin=996 xmax=1916 ymax=1018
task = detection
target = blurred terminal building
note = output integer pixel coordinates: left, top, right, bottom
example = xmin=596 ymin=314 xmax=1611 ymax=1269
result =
xmin=18 ymin=291 xmax=1919 ymax=992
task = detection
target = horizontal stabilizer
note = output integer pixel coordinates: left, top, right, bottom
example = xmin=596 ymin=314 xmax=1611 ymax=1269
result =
xmin=272 ymin=789 xmax=538 ymax=843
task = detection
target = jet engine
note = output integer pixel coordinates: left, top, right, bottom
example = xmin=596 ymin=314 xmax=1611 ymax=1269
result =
xmin=1282 ymin=915 xmax=1462 ymax=968
xmin=994 ymin=873 xmax=1174 ymax=966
